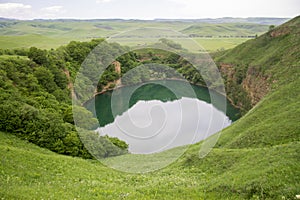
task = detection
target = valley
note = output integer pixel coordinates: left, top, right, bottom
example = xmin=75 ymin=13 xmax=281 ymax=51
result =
xmin=0 ymin=15 xmax=299 ymax=199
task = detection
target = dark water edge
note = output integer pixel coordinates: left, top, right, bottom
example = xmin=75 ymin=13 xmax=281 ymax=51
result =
xmin=85 ymin=80 xmax=241 ymax=127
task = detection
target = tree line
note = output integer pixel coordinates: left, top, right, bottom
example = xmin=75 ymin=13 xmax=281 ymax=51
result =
xmin=0 ymin=39 xmax=128 ymax=159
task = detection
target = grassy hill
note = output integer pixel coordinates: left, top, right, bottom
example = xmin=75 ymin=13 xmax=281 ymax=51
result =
xmin=0 ymin=132 xmax=299 ymax=199
xmin=181 ymin=23 xmax=268 ymax=37
xmin=0 ymin=18 xmax=273 ymax=38
xmin=214 ymin=15 xmax=300 ymax=112
xmin=0 ymin=16 xmax=299 ymax=199
xmin=0 ymin=19 xmax=271 ymax=51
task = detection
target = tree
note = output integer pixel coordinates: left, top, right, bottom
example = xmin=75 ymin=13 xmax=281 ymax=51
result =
xmin=269 ymin=25 xmax=275 ymax=31
xmin=165 ymin=53 xmax=181 ymax=64
xmin=28 ymin=47 xmax=48 ymax=65
xmin=72 ymin=106 xmax=99 ymax=130
xmin=104 ymin=135 xmax=128 ymax=150
xmin=34 ymin=67 xmax=57 ymax=93
xmin=50 ymin=67 xmax=68 ymax=90
xmin=159 ymin=38 xmax=182 ymax=50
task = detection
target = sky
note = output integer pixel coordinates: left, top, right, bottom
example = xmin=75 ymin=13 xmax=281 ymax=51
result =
xmin=0 ymin=0 xmax=299 ymax=20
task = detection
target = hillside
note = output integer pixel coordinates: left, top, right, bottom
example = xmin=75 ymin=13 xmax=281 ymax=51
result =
xmin=1 ymin=130 xmax=299 ymax=199
xmin=0 ymin=16 xmax=300 ymax=199
xmin=0 ymin=39 xmax=131 ymax=160
xmin=0 ymin=18 xmax=276 ymax=38
xmin=214 ymin=15 xmax=300 ymax=112
xmin=0 ymin=18 xmax=272 ymax=50
xmin=181 ymin=23 xmax=268 ymax=37
xmin=212 ymin=16 xmax=300 ymax=148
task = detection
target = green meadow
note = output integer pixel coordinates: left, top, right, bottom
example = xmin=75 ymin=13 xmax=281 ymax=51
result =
xmin=0 ymin=19 xmax=268 ymax=51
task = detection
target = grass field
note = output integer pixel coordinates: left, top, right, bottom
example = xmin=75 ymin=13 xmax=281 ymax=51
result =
xmin=1 ymin=128 xmax=299 ymax=199
xmin=181 ymin=23 xmax=268 ymax=37
xmin=0 ymin=34 xmax=73 ymax=49
xmin=111 ymin=37 xmax=249 ymax=52
xmin=0 ymin=19 xmax=267 ymax=51
xmin=0 ymin=34 xmax=249 ymax=52
xmin=0 ymin=20 xmax=269 ymax=38
xmin=192 ymin=38 xmax=249 ymax=52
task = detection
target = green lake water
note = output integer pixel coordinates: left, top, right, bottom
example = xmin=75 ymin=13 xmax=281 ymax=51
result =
xmin=85 ymin=80 xmax=240 ymax=153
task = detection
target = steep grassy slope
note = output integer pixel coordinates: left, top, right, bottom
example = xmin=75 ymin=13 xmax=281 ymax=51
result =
xmin=216 ymin=79 xmax=300 ymax=149
xmin=1 ymin=131 xmax=299 ymax=199
xmin=0 ymin=17 xmax=299 ymax=199
xmin=211 ymin=16 xmax=300 ymax=149
xmin=214 ymin=15 xmax=300 ymax=112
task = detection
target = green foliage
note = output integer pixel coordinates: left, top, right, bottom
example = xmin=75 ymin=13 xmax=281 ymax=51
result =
xmin=214 ymin=16 xmax=300 ymax=112
xmin=117 ymin=52 xmax=139 ymax=74
xmin=62 ymin=106 xmax=75 ymax=124
xmin=28 ymin=47 xmax=48 ymax=65
xmin=165 ymin=53 xmax=181 ymax=64
xmin=159 ymin=38 xmax=183 ymax=49
xmin=269 ymin=25 xmax=275 ymax=31
xmin=34 ymin=67 xmax=57 ymax=93
xmin=104 ymin=135 xmax=129 ymax=150
xmin=51 ymin=67 xmax=68 ymax=89
xmin=0 ymin=41 xmax=129 ymax=159
xmin=65 ymin=41 xmax=92 ymax=64
xmin=65 ymin=39 xmax=105 ymax=65
xmin=72 ymin=106 xmax=99 ymax=130
xmin=80 ymin=129 xmax=128 ymax=158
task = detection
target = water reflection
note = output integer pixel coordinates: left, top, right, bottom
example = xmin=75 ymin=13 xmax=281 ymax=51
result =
xmin=96 ymin=97 xmax=231 ymax=154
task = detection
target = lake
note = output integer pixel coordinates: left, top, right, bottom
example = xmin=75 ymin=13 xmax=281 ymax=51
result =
xmin=85 ymin=80 xmax=240 ymax=154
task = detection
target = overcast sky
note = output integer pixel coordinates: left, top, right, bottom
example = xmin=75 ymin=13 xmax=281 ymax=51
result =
xmin=0 ymin=0 xmax=299 ymax=20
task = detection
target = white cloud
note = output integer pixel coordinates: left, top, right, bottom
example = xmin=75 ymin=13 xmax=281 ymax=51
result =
xmin=96 ymin=0 xmax=112 ymax=3
xmin=40 ymin=6 xmax=66 ymax=18
xmin=0 ymin=3 xmax=33 ymax=19
xmin=0 ymin=3 xmax=66 ymax=19
xmin=41 ymin=6 xmax=63 ymax=13
xmin=0 ymin=0 xmax=297 ymax=20
xmin=0 ymin=3 xmax=31 ymax=11
xmin=166 ymin=0 xmax=299 ymax=18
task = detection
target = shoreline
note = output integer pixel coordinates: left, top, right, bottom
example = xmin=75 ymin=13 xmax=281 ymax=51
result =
xmin=82 ymin=78 xmax=242 ymax=112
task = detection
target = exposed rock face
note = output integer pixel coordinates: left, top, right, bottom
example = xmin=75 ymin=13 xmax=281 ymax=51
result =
xmin=113 ymin=61 xmax=121 ymax=74
xmin=64 ymin=69 xmax=77 ymax=100
xmin=242 ymin=66 xmax=270 ymax=106
xmin=219 ymin=63 xmax=235 ymax=80
xmin=270 ymin=26 xmax=291 ymax=38
xmin=215 ymin=16 xmax=300 ymax=112
xmin=112 ymin=61 xmax=122 ymax=86
xmin=97 ymin=61 xmax=122 ymax=95
xmin=219 ymin=63 xmax=270 ymax=109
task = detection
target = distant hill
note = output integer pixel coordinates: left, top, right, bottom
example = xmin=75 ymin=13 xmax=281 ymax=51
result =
xmin=155 ymin=17 xmax=290 ymax=25
xmin=0 ymin=17 xmax=285 ymax=49
xmin=181 ymin=23 xmax=269 ymax=37
xmin=0 ymin=17 xmax=290 ymax=24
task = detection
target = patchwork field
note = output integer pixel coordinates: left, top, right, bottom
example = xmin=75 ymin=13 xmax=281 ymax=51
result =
xmin=0 ymin=18 xmax=276 ymax=51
